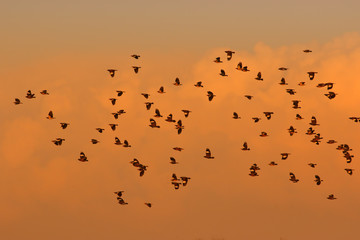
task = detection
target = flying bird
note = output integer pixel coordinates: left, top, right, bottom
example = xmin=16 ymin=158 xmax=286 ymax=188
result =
xmin=314 ymin=175 xmax=323 ymax=185
xmin=279 ymin=78 xmax=288 ymax=85
xmin=14 ymin=98 xmax=22 ymax=105
xmin=46 ymin=111 xmax=55 ymax=119
xmin=244 ymin=95 xmax=253 ymax=100
xmin=194 ymin=81 xmax=204 ymax=87
xmin=78 ymin=152 xmax=88 ymax=162
xmin=263 ymin=112 xmax=274 ymax=120
xmin=204 ymin=148 xmax=214 ymax=159
xmin=225 ymin=50 xmax=235 ymax=60
xmin=114 ymin=137 xmax=122 ymax=145
xmin=132 ymin=66 xmax=141 ymax=73
xmin=309 ymin=116 xmax=319 ymax=126
xmin=182 ymin=110 xmax=191 ymax=118
xmin=145 ymin=102 xmax=154 ymax=110
xmin=175 ymin=120 xmax=184 ymax=134
xmin=174 ymin=77 xmax=182 ymax=86
xmin=141 ymin=93 xmax=150 ymax=99
xmin=207 ymin=91 xmax=215 ymax=101
xmin=40 ymin=90 xmax=49 ymax=95
xmin=281 ymin=153 xmax=290 ymax=160
xmin=149 ymin=118 xmax=160 ymax=128
xmin=158 ymin=86 xmax=165 ymax=94
xmin=91 ymin=139 xmax=99 ymax=144
xmin=345 ymin=168 xmax=354 ymax=176
xmin=252 ymin=117 xmax=261 ymax=123
xmin=109 ymin=98 xmax=117 ymax=105
xmin=144 ymin=203 xmax=152 ymax=208
xmin=327 ymin=194 xmax=337 ymax=200
xmin=296 ymin=114 xmax=303 ymax=120
xmin=325 ymin=92 xmax=337 ymax=99
xmin=60 ymin=123 xmax=69 ymax=129
xmin=123 ymin=140 xmax=131 ymax=148
xmin=278 ymin=67 xmax=288 ymax=71
xmin=269 ymin=161 xmax=278 ymax=166
xmin=307 ymin=71 xmax=318 ymax=80
xmin=52 ymin=138 xmax=65 ymax=146
xmin=286 ymin=89 xmax=296 ymax=95
xmin=26 ymin=90 xmax=35 ymax=99
xmin=255 ymin=72 xmax=263 ymax=81
xmin=214 ymin=57 xmax=222 ymax=63
xmin=233 ymin=112 xmax=240 ymax=119
xmin=308 ymin=163 xmax=317 ymax=168
xmin=303 ymin=49 xmax=312 ymax=53
xmin=96 ymin=128 xmax=105 ymax=133
xmin=170 ymin=157 xmax=179 ymax=164
xmin=173 ymin=147 xmax=183 ymax=151
xmin=131 ymin=54 xmax=140 ymax=59
xmin=220 ymin=69 xmax=228 ymax=76
xmin=107 ymin=69 xmax=117 ymax=77
xmin=242 ymin=142 xmax=250 ymax=151
xmin=298 ymin=82 xmax=306 ymax=86
xmin=289 ymin=172 xmax=299 ymax=183
xmin=116 ymin=90 xmax=125 ymax=97
xmin=154 ymin=109 xmax=163 ymax=118
xmin=292 ymin=100 xmax=301 ymax=109
xmin=165 ymin=114 xmax=176 ymax=122
xmin=288 ymin=126 xmax=297 ymax=136
xmin=259 ymin=131 xmax=268 ymax=137
xmin=109 ymin=124 xmax=118 ymax=131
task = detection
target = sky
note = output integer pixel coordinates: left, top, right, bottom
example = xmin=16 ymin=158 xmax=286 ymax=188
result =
xmin=1 ymin=1 xmax=360 ymax=240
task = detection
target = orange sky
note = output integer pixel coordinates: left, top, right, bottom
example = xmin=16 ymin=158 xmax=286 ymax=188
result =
xmin=1 ymin=2 xmax=360 ymax=240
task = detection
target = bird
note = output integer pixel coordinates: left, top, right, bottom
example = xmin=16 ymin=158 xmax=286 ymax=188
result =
xmin=154 ymin=109 xmax=163 ymax=118
xmin=165 ymin=114 xmax=176 ymax=122
xmin=244 ymin=95 xmax=253 ymax=100
xmin=78 ymin=152 xmax=88 ymax=162
xmin=315 ymin=175 xmax=323 ymax=185
xmin=107 ymin=69 xmax=117 ymax=77
xmin=252 ymin=117 xmax=261 ymax=123
xmin=123 ymin=140 xmax=131 ymax=148
xmin=263 ymin=112 xmax=274 ymax=120
xmin=207 ymin=91 xmax=215 ymax=101
xmin=144 ymin=203 xmax=152 ymax=208
xmin=131 ymin=54 xmax=140 ymax=59
xmin=112 ymin=112 xmax=119 ymax=119
xmin=269 ymin=161 xmax=278 ymax=166
xmin=60 ymin=123 xmax=69 ymax=129
xmin=52 ymin=138 xmax=65 ymax=146
xmin=26 ymin=90 xmax=36 ymax=99
xmin=233 ymin=112 xmax=240 ymax=119
xmin=114 ymin=137 xmax=122 ymax=145
xmin=242 ymin=142 xmax=250 ymax=151
xmin=225 ymin=50 xmax=235 ymax=60
xmin=96 ymin=128 xmax=105 ymax=133
xmin=249 ymin=169 xmax=259 ymax=177
xmin=158 ymin=86 xmax=165 ymax=94
xmin=116 ymin=90 xmax=125 ymax=97
xmin=345 ymin=168 xmax=354 ymax=176
xmin=308 ymin=163 xmax=317 ymax=168
xmin=117 ymin=198 xmax=128 ymax=205
xmin=259 ymin=131 xmax=268 ymax=137
xmin=289 ymin=172 xmax=299 ymax=183
xmin=91 ymin=139 xmax=99 ymax=144
xmin=292 ymin=100 xmax=301 ymax=109
xmin=220 ymin=69 xmax=228 ymax=76
xmin=145 ymin=102 xmax=154 ymax=110
xmin=288 ymin=126 xmax=297 ymax=136
xmin=278 ymin=67 xmax=288 ymax=71
xmin=295 ymin=114 xmax=303 ymax=120
xmin=325 ymin=92 xmax=337 ymax=99
xmin=303 ymin=49 xmax=312 ymax=53
xmin=309 ymin=116 xmax=319 ymax=126
xmin=109 ymin=124 xmax=118 ymax=131
xmin=316 ymin=83 xmax=327 ymax=88
xmin=236 ymin=62 xmax=243 ymax=70
xmin=141 ymin=93 xmax=150 ymax=99
xmin=180 ymin=176 xmax=191 ymax=186
xmin=255 ymin=72 xmax=263 ymax=81
xmin=114 ymin=191 xmax=124 ymax=197
xmin=132 ymin=66 xmax=141 ymax=73
xmin=327 ymin=194 xmax=337 ymax=200
xmin=306 ymin=127 xmax=315 ymax=135
xmin=173 ymin=147 xmax=183 ymax=151
xmin=325 ymin=83 xmax=334 ymax=90
xmin=307 ymin=71 xmax=318 ymax=80
xmin=349 ymin=117 xmax=360 ymax=122
xmin=14 ymin=98 xmax=22 ymax=105
xmin=175 ymin=120 xmax=184 ymax=134
xmin=327 ymin=140 xmax=337 ymax=144
xmin=214 ymin=57 xmax=222 ymax=63
xmin=182 ymin=110 xmax=191 ymax=118
xmin=286 ymin=89 xmax=296 ymax=95
xmin=194 ymin=81 xmax=204 ymax=87
xmin=279 ymin=78 xmax=288 ymax=85
xmin=311 ymin=133 xmax=323 ymax=145
xmin=109 ymin=98 xmax=117 ymax=105
xmin=40 ymin=90 xmax=49 ymax=95
xmin=298 ymin=82 xmax=306 ymax=86
xmin=46 ymin=111 xmax=55 ymax=119
xmin=174 ymin=77 xmax=182 ymax=86
xmin=281 ymin=153 xmax=290 ymax=160
xmin=170 ymin=157 xmax=178 ymax=164
xmin=149 ymin=118 xmax=160 ymax=128
xmin=204 ymin=148 xmax=214 ymax=159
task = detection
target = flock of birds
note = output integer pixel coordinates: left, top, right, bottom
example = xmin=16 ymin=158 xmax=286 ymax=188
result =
xmin=13 ymin=49 xmax=358 ymax=206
